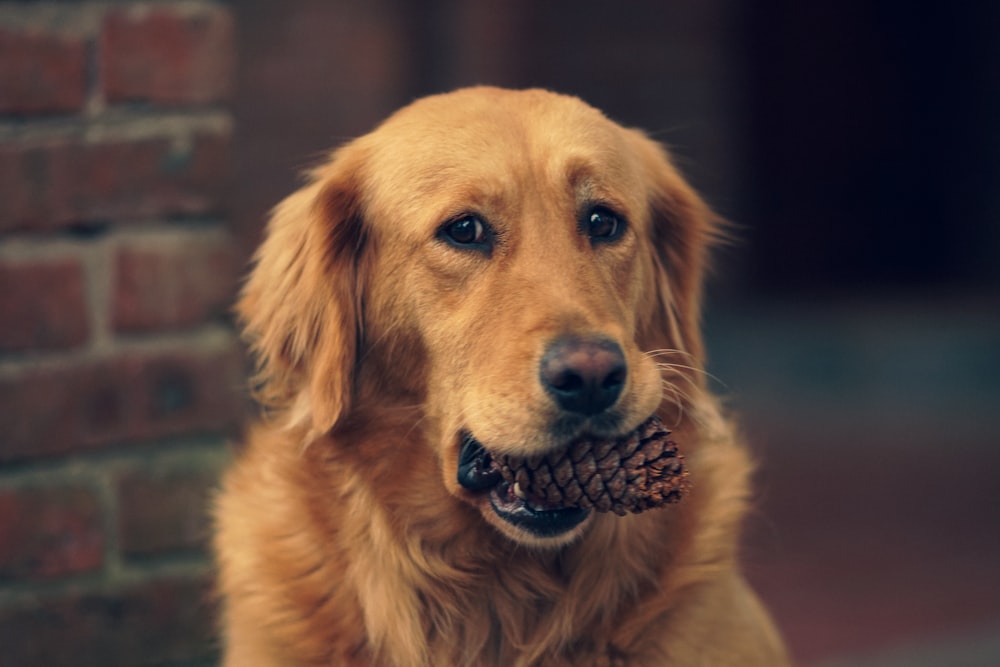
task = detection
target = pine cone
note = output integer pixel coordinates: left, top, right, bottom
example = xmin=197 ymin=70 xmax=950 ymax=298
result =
xmin=496 ymin=416 xmax=689 ymax=516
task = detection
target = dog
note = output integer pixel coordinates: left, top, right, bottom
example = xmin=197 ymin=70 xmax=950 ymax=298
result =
xmin=213 ymin=87 xmax=789 ymax=666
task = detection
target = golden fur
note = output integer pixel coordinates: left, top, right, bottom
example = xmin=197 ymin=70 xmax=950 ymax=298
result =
xmin=214 ymin=88 xmax=789 ymax=666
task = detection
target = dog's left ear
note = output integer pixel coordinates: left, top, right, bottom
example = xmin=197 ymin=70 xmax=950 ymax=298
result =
xmin=628 ymin=131 xmax=722 ymax=371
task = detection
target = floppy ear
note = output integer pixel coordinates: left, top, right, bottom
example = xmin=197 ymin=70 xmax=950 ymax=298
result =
xmin=237 ymin=147 xmax=367 ymax=434
xmin=629 ymin=131 xmax=722 ymax=374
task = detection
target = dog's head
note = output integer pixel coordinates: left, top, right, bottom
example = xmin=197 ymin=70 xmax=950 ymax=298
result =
xmin=239 ymin=88 xmax=718 ymax=547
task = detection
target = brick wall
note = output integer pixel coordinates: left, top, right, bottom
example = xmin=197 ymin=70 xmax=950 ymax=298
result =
xmin=0 ymin=2 xmax=242 ymax=665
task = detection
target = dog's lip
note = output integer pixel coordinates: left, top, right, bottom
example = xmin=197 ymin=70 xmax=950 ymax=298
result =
xmin=457 ymin=432 xmax=503 ymax=492
xmin=488 ymin=480 xmax=590 ymax=537
xmin=457 ymin=432 xmax=591 ymax=538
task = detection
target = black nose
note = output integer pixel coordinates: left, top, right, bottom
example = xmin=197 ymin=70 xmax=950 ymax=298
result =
xmin=539 ymin=337 xmax=627 ymax=415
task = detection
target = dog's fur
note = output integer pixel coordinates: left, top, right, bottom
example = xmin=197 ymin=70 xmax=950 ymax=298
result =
xmin=214 ymin=88 xmax=789 ymax=666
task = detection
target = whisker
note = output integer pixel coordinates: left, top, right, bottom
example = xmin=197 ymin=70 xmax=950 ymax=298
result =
xmin=644 ymin=347 xmax=698 ymax=362
xmin=653 ymin=360 xmax=728 ymax=391
xmin=658 ymin=381 xmax=688 ymax=429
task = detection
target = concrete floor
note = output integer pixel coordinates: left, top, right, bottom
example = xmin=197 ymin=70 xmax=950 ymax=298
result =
xmin=706 ymin=302 xmax=1000 ymax=665
xmin=821 ymin=627 xmax=1000 ymax=667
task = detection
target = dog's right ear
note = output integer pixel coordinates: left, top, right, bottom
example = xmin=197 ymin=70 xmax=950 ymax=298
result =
xmin=237 ymin=146 xmax=367 ymax=435
xmin=625 ymin=130 xmax=723 ymax=373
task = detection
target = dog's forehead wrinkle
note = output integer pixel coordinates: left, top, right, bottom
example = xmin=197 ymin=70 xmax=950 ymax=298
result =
xmin=361 ymin=131 xmax=642 ymax=255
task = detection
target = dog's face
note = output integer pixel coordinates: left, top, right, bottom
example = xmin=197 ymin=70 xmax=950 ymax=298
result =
xmin=240 ymin=88 xmax=716 ymax=547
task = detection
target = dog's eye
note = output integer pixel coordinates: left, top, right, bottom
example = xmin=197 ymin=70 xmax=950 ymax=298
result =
xmin=441 ymin=215 xmax=489 ymax=249
xmin=586 ymin=207 xmax=625 ymax=242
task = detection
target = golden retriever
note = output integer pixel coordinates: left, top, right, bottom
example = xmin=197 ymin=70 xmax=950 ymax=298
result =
xmin=214 ymin=87 xmax=789 ymax=666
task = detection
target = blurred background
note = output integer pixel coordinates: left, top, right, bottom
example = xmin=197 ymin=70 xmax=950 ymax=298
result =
xmin=1 ymin=1 xmax=998 ymax=665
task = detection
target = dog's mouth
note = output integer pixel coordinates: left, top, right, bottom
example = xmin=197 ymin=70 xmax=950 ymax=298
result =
xmin=457 ymin=434 xmax=591 ymax=538
xmin=456 ymin=415 xmax=688 ymax=540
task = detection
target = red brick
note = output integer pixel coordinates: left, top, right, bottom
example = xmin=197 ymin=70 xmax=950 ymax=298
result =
xmin=101 ymin=5 xmax=234 ymax=106
xmin=116 ymin=464 xmax=222 ymax=559
xmin=0 ymin=26 xmax=88 ymax=115
xmin=113 ymin=233 xmax=238 ymax=333
xmin=0 ymin=485 xmax=104 ymax=581
xmin=0 ymin=258 xmax=90 ymax=352
xmin=0 ymin=575 xmax=217 ymax=666
xmin=0 ymin=343 xmax=245 ymax=462
xmin=0 ymin=132 xmax=230 ymax=232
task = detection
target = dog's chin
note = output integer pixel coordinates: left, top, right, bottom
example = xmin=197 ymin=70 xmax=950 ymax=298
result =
xmin=483 ymin=501 xmax=592 ymax=548
xmin=456 ymin=433 xmax=593 ymax=547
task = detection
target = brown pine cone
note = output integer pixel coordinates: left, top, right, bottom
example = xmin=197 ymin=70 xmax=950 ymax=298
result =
xmin=496 ymin=416 xmax=689 ymax=516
